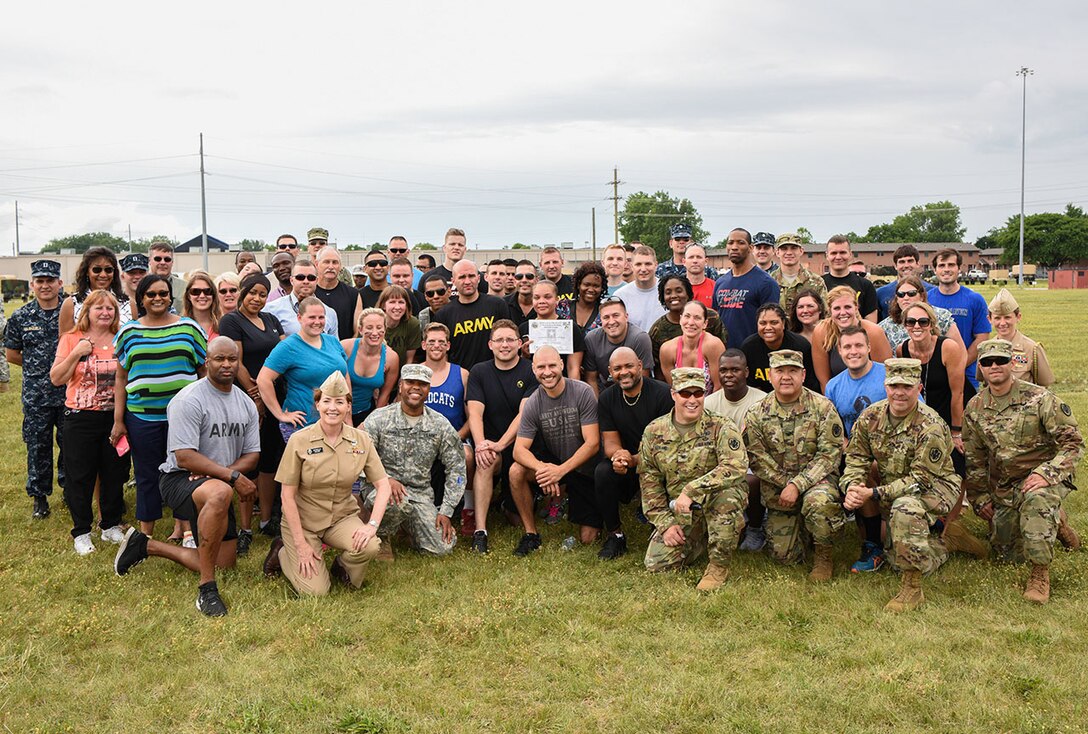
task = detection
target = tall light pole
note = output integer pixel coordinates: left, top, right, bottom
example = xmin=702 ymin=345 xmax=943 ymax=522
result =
xmin=1016 ymin=67 xmax=1033 ymax=286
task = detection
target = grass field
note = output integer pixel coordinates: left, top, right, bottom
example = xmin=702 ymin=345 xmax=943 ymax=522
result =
xmin=1 ymin=286 xmax=1086 ymax=734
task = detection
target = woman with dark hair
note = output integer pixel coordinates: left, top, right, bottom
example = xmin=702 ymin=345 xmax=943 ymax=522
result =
xmin=789 ymin=288 xmax=825 ymax=343
xmin=111 ymin=274 xmax=207 ymax=541
xmin=647 ymin=274 xmax=726 ymax=375
xmin=659 ymin=300 xmax=725 ymax=393
xmin=879 ymin=275 xmax=963 ymax=352
xmin=183 ymin=270 xmax=222 ymax=341
xmin=59 ymin=246 xmax=131 ymax=333
xmin=379 ymin=285 xmax=421 ymax=366
xmin=558 ymin=261 xmax=606 ymax=332
xmin=741 ymin=302 xmax=821 ymax=393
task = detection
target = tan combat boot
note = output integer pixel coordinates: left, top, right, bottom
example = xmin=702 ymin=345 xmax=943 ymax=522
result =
xmin=376 ymin=540 xmax=394 ymax=563
xmin=696 ymin=562 xmax=730 ymax=591
xmin=1023 ymin=564 xmax=1050 ymax=604
xmin=883 ymin=570 xmax=925 ymax=612
xmin=942 ymin=519 xmax=989 ymax=559
xmin=1057 ymin=509 xmax=1081 ymax=551
xmin=809 ymin=543 xmax=834 ymax=582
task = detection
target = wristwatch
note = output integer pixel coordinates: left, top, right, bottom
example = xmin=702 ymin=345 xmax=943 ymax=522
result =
xmin=367 ymin=519 xmax=379 ymax=528
xmin=229 ymin=470 xmax=240 ymax=487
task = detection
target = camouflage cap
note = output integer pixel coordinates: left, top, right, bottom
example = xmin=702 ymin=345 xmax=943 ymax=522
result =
xmin=768 ymin=349 xmax=804 ymax=369
xmin=319 ymin=371 xmax=351 ymax=398
xmin=752 ymin=231 xmax=776 ymax=247
xmin=884 ymin=358 xmax=922 ymax=385
xmin=671 ymin=367 xmax=706 ymax=392
xmin=775 ymin=232 xmax=804 ymax=248
xmin=119 ymin=253 xmax=149 ymax=272
xmin=307 ymin=227 xmax=329 ymax=241
xmin=669 ymin=223 xmax=693 ymax=239
xmin=401 ymin=363 xmax=433 ymax=383
xmin=30 ymin=259 xmax=61 ymax=278
xmin=988 ymin=288 xmax=1020 ymax=316
xmin=977 ymin=338 xmax=1014 ymax=362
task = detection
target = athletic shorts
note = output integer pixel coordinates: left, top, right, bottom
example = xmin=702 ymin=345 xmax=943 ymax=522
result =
xmin=158 ymin=471 xmax=238 ymax=544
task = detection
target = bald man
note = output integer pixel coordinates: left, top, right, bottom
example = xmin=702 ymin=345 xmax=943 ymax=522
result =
xmin=435 ymin=259 xmax=513 ymax=368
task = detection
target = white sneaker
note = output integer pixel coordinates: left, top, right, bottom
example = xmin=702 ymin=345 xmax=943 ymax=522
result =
xmin=100 ymin=525 xmax=127 ymax=544
xmin=74 ymin=533 xmax=96 ymax=556
xmin=182 ymin=533 xmax=197 ymax=549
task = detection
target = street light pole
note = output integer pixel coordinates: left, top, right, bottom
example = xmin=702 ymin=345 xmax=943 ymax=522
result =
xmin=1016 ymin=66 xmax=1033 ymax=287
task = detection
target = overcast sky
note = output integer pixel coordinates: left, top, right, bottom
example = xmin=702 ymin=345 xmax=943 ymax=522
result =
xmin=2 ymin=1 xmax=1085 ymax=254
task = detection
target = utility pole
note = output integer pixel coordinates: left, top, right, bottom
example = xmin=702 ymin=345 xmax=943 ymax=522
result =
xmin=591 ymin=207 xmax=596 ymax=260
xmin=199 ymin=132 xmax=209 ymax=272
xmin=1016 ymin=67 xmax=1033 ymax=287
xmin=610 ymin=167 xmax=623 ymax=245
xmin=14 ymin=200 xmax=20 ymax=255
xmin=127 ymin=225 xmax=132 ymax=247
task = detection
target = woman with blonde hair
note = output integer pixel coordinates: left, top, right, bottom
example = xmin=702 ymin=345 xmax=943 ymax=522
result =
xmin=183 ymin=270 xmax=222 ymax=341
xmin=811 ymin=286 xmax=892 ymax=390
xmin=342 ymin=308 xmax=399 ymax=426
xmin=215 ymin=271 xmax=241 ymax=315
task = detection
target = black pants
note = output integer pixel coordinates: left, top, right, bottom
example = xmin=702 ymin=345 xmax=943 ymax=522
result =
xmin=62 ymin=410 xmax=130 ymax=538
xmin=593 ymin=460 xmax=640 ymax=533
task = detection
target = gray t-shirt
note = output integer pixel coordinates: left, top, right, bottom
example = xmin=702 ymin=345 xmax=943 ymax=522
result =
xmin=160 ymin=378 xmax=260 ymax=474
xmin=614 ymin=280 xmax=666 ymax=333
xmin=583 ymin=325 xmax=656 ymax=390
xmin=517 ymin=379 xmax=598 ymax=477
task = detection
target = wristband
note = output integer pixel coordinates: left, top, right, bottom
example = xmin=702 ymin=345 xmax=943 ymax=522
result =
xmin=871 ymin=486 xmax=881 ymax=503
xmin=367 ymin=519 xmax=379 ymax=528
xmin=228 ymin=470 xmax=240 ymax=486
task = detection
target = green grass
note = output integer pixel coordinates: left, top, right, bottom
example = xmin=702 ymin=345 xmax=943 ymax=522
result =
xmin=2 ymin=287 xmax=1087 ymax=733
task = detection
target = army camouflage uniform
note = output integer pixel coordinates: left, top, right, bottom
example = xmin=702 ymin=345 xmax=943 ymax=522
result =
xmin=362 ymin=403 xmax=466 ymax=555
xmin=963 ymin=379 xmax=1083 ymax=565
xmin=5 ymin=298 xmax=66 ymax=498
xmin=639 ymin=411 xmax=748 ymax=571
xmin=772 ymin=266 xmax=828 ymax=316
xmin=744 ymin=388 xmax=846 ymax=563
xmin=841 ymin=400 xmax=960 ymax=573
xmin=0 ymin=291 xmax=9 ymax=384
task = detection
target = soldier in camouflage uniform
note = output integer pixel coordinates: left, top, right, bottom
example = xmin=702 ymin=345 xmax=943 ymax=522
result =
xmin=744 ymin=350 xmax=845 ymax=580
xmin=963 ymin=339 xmax=1084 ymax=604
xmin=842 ymin=358 xmax=960 ymax=612
xmin=0 ymin=289 xmax=10 ymax=388
xmin=639 ymin=367 xmax=749 ymax=591
xmin=771 ymin=232 xmax=828 ymax=315
xmin=362 ymin=364 xmax=466 ymax=556
xmin=5 ymin=260 xmax=67 ymax=519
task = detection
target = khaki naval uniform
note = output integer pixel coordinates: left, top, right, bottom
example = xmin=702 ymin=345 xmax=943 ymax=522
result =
xmin=275 ymin=423 xmax=387 ymax=596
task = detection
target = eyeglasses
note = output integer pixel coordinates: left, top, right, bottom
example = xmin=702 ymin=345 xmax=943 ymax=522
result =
xmin=277 ymin=243 xmax=298 ymax=250
xmin=152 ymin=256 xmax=172 ymax=263
xmin=219 ymin=287 xmax=239 ymax=295
xmin=144 ymin=290 xmax=170 ymax=300
xmin=366 ymin=260 xmax=389 ymax=268
xmin=896 ymin=289 xmax=920 ymax=298
xmin=425 ymin=288 xmax=448 ymax=297
xmin=514 ymin=273 xmax=536 ymax=280
xmin=389 ymin=248 xmax=408 ymax=255
xmin=490 ymin=337 xmax=520 ymax=345
xmin=293 ymin=274 xmax=318 ymax=282
xmin=904 ymin=317 xmax=931 ymax=327
xmin=979 ymin=357 xmax=1011 ymax=367
xmin=90 ymin=266 xmax=115 ymax=275
xmin=188 ymin=287 xmax=214 ymax=297
xmin=677 ymin=389 xmax=705 ymax=399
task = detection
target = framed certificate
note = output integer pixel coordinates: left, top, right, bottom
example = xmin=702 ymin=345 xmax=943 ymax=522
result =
xmin=528 ymin=319 xmax=574 ymax=354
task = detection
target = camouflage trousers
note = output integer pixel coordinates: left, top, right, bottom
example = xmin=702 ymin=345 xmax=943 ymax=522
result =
xmin=887 ymin=496 xmax=948 ymax=574
xmin=24 ymin=403 xmax=65 ymax=498
xmin=644 ymin=486 xmax=746 ymax=572
xmin=763 ymin=480 xmax=845 ymax=564
xmin=992 ymin=482 xmax=1073 ymax=566
xmin=365 ymin=488 xmax=455 ymax=556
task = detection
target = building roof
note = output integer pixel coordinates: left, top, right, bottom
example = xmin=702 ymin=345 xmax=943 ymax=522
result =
xmin=175 ymin=235 xmax=230 ymax=252
xmin=847 ymin=242 xmax=976 ymax=254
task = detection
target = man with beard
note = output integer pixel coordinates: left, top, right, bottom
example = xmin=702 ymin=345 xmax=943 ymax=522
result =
xmin=267 ymin=251 xmax=295 ymax=302
xmin=713 ymin=228 xmax=781 ymax=347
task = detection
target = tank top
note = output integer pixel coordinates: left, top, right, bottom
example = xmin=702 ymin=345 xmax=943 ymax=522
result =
xmin=348 ymin=340 xmax=386 ymax=415
xmin=902 ymin=336 xmax=976 ymax=428
xmin=675 ymin=332 xmax=713 ymax=394
xmin=425 ymin=363 xmax=466 ymax=431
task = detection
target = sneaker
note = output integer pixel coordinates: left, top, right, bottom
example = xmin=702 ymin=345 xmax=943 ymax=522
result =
xmin=114 ymin=527 xmax=149 ymax=576
xmin=100 ymin=525 xmax=127 ymax=544
xmin=851 ymin=541 xmax=886 ymax=573
xmin=32 ymin=496 xmax=50 ymax=519
xmin=236 ymin=530 xmax=253 ymax=557
xmin=196 ymin=583 xmax=228 ymax=617
xmin=738 ymin=525 xmax=766 ymax=552
xmin=259 ymin=516 xmax=281 ymax=538
xmin=471 ymin=530 xmax=489 ymax=554
xmin=513 ymin=532 xmax=542 ymax=557
xmin=545 ymin=501 xmax=562 ymax=526
xmin=460 ymin=508 xmax=476 ymax=538
xmin=182 ymin=532 xmax=197 ymax=549
xmin=597 ymin=533 xmax=628 ymax=560
xmin=74 ymin=533 xmax=96 ymax=556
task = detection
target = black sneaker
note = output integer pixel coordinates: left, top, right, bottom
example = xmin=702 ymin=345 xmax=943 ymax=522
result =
xmin=196 ymin=582 xmax=228 ymax=617
xmin=513 ymin=532 xmax=541 ymax=557
xmin=236 ymin=530 xmax=253 ymax=556
xmin=114 ymin=527 xmax=148 ymax=576
xmin=471 ymin=530 xmax=489 ymax=554
xmin=258 ymin=517 xmax=280 ymax=538
xmin=598 ymin=533 xmax=628 ymax=560
xmin=32 ymin=496 xmax=50 ymax=519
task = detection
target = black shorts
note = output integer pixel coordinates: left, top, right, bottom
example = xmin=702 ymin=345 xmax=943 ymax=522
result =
xmin=257 ymin=416 xmax=286 ymax=475
xmin=158 ymin=471 xmax=238 ymax=543
xmin=562 ymin=471 xmax=601 ymax=529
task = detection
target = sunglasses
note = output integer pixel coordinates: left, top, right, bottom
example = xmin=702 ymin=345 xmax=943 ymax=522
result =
xmin=90 ymin=266 xmax=115 ymax=275
xmin=219 ymin=287 xmax=239 ymax=295
xmin=896 ymin=289 xmax=920 ymax=298
xmin=188 ymin=287 xmax=214 ymax=297
xmin=425 ymin=288 xmax=448 ymax=297
xmin=514 ymin=273 xmax=536 ymax=280
xmin=366 ymin=260 xmax=389 ymax=268
xmin=904 ymin=317 xmax=931 ymax=327
xmin=293 ymin=274 xmax=318 ymax=282
xmin=677 ymin=389 xmax=705 ymax=399
xmin=979 ymin=357 xmax=1011 ymax=367
xmin=144 ymin=290 xmax=170 ymax=300
xmin=277 ymin=243 xmax=298 ymax=250
xmin=309 ymin=239 xmax=328 ymax=245
xmin=389 ymin=248 xmax=408 ymax=255
xmin=152 ymin=256 xmax=172 ymax=263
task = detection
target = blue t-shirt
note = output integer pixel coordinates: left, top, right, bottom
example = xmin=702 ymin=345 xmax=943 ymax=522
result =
xmin=927 ymin=285 xmax=989 ymax=388
xmin=713 ymin=267 xmax=781 ymax=348
xmin=264 ymin=333 xmax=348 ymax=424
xmin=825 ymin=362 xmax=887 ymax=438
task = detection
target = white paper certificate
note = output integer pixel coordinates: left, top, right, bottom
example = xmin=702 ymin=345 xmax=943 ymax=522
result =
xmin=528 ymin=319 xmax=574 ymax=354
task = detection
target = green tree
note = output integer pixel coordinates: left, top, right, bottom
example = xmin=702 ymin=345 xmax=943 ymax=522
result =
xmin=235 ymin=238 xmax=267 ymax=252
xmin=38 ymin=232 xmax=129 ymax=254
xmin=510 ymin=243 xmax=532 ymax=250
xmin=989 ymin=204 xmax=1088 ymax=266
xmin=862 ymin=201 xmax=966 ymax=243
xmin=619 ymin=191 xmax=709 ymax=261
xmin=795 ymin=227 xmax=815 ymax=245
xmin=415 ymin=242 xmax=437 ymax=251
xmin=129 ymin=235 xmax=179 ymax=254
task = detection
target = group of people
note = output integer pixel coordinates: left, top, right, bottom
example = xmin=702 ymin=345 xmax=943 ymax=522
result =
xmin=6 ymin=223 xmax=1081 ymax=617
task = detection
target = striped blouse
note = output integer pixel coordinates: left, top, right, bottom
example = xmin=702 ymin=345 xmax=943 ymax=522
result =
xmin=113 ymin=317 xmax=207 ymax=420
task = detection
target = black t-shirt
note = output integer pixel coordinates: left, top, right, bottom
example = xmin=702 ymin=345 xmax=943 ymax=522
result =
xmin=505 ymin=292 xmax=535 ymax=328
xmin=740 ymin=330 xmax=821 ymax=394
xmin=218 ymin=311 xmax=285 ymax=382
xmin=466 ymin=358 xmax=538 ymax=441
xmin=423 ymin=264 xmax=489 ymax=294
xmin=359 ymin=285 xmax=386 ymax=310
xmin=435 ymin=295 xmax=512 ymax=368
xmin=598 ymin=378 xmax=674 ymax=453
xmin=552 ymin=274 xmax=574 ymax=302
xmin=407 ymin=288 xmax=426 ymax=316
xmin=315 ymin=281 xmax=359 ymax=339
xmin=822 ymin=272 xmax=878 ymax=318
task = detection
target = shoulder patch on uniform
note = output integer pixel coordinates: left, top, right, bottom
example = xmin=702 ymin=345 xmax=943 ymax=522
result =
xmin=832 ymin=423 xmax=842 ymax=438
xmin=306 ymin=447 xmax=324 ymax=455
xmin=1061 ymin=403 xmax=1072 ymax=416
xmin=929 ymin=447 xmax=942 ymax=463
xmin=728 ymin=437 xmax=741 ymax=451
